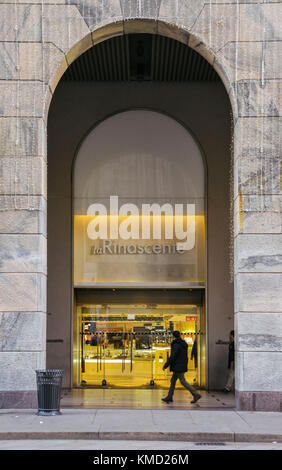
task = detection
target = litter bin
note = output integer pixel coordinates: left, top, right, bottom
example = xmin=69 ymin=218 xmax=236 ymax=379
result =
xmin=35 ymin=369 xmax=63 ymax=416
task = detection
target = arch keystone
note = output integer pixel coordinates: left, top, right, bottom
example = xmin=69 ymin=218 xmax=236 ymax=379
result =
xmin=124 ymin=19 xmax=158 ymax=35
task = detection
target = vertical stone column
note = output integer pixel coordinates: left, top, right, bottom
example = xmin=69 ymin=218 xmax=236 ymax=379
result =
xmin=233 ymin=4 xmax=282 ymax=411
xmin=234 ymin=117 xmax=282 ymax=411
xmin=0 ymin=1 xmax=93 ymax=405
xmin=0 ymin=3 xmax=47 ymax=407
xmin=190 ymin=1 xmax=282 ymax=410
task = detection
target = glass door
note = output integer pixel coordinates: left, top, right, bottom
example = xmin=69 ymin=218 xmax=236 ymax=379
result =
xmin=76 ymin=303 xmax=205 ymax=389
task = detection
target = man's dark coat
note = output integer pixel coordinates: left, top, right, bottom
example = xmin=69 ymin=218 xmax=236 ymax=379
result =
xmin=164 ymin=338 xmax=188 ymax=373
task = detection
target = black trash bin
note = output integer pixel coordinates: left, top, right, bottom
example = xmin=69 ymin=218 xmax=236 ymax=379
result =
xmin=35 ymin=369 xmax=63 ymax=416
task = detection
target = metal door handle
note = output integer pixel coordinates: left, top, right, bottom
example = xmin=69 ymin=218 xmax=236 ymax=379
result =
xmin=130 ymin=333 xmax=133 ymax=372
xmin=216 ymin=339 xmax=229 ymax=344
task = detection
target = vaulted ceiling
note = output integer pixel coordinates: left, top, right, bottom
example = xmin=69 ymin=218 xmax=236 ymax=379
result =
xmin=62 ymin=34 xmax=220 ymax=82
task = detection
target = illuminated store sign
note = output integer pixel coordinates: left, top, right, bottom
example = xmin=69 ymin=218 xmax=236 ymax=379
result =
xmin=74 ymin=203 xmax=205 ymax=285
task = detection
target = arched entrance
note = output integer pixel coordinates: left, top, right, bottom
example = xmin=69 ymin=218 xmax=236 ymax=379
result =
xmin=47 ymin=31 xmax=233 ymax=399
xmin=72 ymin=109 xmax=206 ymax=389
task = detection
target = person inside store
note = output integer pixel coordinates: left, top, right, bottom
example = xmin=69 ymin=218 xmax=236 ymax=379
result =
xmin=222 ymin=330 xmax=235 ymax=393
xmin=161 ymin=330 xmax=202 ymax=404
xmin=191 ymin=336 xmax=198 ymax=369
xmin=85 ymin=330 xmax=92 ymax=345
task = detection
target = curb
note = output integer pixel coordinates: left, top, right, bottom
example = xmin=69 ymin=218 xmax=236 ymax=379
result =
xmin=1 ymin=431 xmax=282 ymax=443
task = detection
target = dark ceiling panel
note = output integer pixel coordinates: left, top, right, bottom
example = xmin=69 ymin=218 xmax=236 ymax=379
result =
xmin=62 ymin=34 xmax=219 ymax=82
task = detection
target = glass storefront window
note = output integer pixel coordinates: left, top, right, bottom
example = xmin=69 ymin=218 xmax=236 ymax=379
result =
xmin=75 ymin=303 xmax=205 ymax=389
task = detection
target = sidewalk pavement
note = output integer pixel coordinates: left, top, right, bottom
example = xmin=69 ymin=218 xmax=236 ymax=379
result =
xmin=0 ymin=408 xmax=281 ymax=443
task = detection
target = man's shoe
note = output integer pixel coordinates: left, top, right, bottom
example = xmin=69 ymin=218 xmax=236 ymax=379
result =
xmin=162 ymin=397 xmax=173 ymax=403
xmin=191 ymin=394 xmax=202 ymax=404
xmin=222 ymin=388 xmax=230 ymax=394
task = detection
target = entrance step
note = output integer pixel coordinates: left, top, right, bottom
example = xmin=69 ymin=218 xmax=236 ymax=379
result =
xmin=60 ymin=389 xmax=235 ymax=410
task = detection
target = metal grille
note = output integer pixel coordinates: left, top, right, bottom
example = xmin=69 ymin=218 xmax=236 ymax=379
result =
xmin=62 ymin=34 xmax=219 ymax=82
xmin=194 ymin=442 xmax=226 ymax=446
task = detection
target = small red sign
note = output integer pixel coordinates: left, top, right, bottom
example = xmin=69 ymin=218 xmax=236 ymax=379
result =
xmin=186 ymin=316 xmax=197 ymax=322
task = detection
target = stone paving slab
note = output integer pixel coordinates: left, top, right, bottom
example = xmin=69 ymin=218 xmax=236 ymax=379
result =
xmin=0 ymin=409 xmax=281 ymax=443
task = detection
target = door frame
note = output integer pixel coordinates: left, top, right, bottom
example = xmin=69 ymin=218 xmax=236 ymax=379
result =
xmin=72 ymin=288 xmax=207 ymax=389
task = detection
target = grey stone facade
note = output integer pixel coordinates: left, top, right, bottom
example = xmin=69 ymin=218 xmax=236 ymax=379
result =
xmin=0 ymin=0 xmax=281 ymax=411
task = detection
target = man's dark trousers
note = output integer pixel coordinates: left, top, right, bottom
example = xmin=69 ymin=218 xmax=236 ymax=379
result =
xmin=167 ymin=372 xmax=198 ymax=399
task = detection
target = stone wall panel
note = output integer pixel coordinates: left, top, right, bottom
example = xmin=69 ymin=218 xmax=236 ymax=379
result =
xmin=191 ymin=4 xmax=239 ymax=53
xmin=69 ymin=0 xmax=122 ymax=30
xmin=43 ymin=5 xmax=90 ymax=54
xmin=0 ymin=311 xmax=46 ymax=352
xmin=121 ymin=0 xmax=161 ymax=19
xmin=235 ymin=273 xmax=282 ymax=313
xmin=0 ymin=205 xmax=46 ymax=236
xmin=0 ymin=4 xmax=41 ymax=42
xmin=0 ymin=81 xmax=45 ymax=118
xmin=0 ymin=234 xmax=47 ymax=274
xmin=239 ymin=3 xmax=282 ymax=42
xmin=236 ymin=80 xmax=282 ymax=118
xmin=236 ymin=312 xmax=282 ymax=352
xmin=0 ymin=273 xmax=46 ymax=312
xmin=0 ymin=352 xmax=44 ymax=391
xmin=234 ymin=195 xmax=281 ymax=235
xmin=234 ymin=117 xmax=281 ymax=196
xmin=159 ymin=0 xmax=204 ymax=31
xmin=235 ymin=234 xmax=282 ymax=273
xmin=0 ymin=118 xmax=45 ymax=157
xmin=264 ymin=42 xmax=282 ymax=80
xmin=0 ymin=157 xmax=46 ymax=198
xmin=236 ymin=351 xmax=282 ymax=392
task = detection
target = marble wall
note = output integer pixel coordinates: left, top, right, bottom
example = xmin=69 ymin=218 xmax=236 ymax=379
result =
xmin=0 ymin=0 xmax=281 ymax=410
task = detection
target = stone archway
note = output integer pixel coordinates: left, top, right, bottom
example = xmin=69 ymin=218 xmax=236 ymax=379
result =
xmin=1 ymin=1 xmax=281 ymax=411
xmin=46 ymin=11 xmax=235 ymax=395
xmin=43 ymin=5 xmax=237 ymax=122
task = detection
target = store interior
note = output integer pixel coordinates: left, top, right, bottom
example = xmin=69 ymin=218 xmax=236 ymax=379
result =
xmin=76 ymin=302 xmax=205 ymax=389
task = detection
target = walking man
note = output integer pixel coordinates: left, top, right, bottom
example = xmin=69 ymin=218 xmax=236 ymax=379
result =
xmin=162 ymin=331 xmax=202 ymax=404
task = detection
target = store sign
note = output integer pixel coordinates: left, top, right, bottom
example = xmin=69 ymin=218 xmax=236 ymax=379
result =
xmin=86 ymin=195 xmax=195 ymax=252
xmin=74 ymin=199 xmax=205 ymax=284
xmin=90 ymin=240 xmax=186 ymax=255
